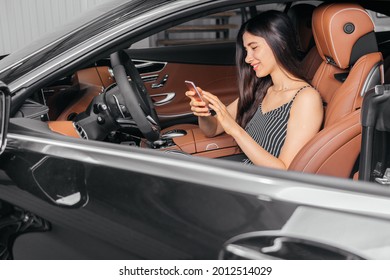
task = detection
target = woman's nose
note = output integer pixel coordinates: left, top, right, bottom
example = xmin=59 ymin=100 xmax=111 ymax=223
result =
xmin=245 ymin=53 xmax=253 ymax=64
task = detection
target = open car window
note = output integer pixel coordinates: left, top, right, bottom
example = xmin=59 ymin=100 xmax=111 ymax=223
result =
xmin=131 ymin=3 xmax=288 ymax=49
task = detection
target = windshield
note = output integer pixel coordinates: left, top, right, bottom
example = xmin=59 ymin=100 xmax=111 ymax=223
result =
xmin=0 ymin=0 xmax=175 ymax=84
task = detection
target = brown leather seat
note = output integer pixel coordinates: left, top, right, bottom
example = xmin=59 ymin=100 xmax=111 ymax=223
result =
xmin=289 ymin=3 xmax=384 ymax=178
xmin=287 ymin=3 xmax=322 ymax=82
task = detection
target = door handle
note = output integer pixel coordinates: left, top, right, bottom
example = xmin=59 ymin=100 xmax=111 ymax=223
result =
xmin=219 ymin=230 xmax=365 ymax=260
xmin=223 ymin=244 xmax=279 ymax=260
xmin=151 ymin=74 xmax=169 ymax=89
xmin=151 ymin=92 xmax=175 ymax=106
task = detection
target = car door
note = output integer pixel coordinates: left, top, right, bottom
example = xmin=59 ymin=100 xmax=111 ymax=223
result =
xmin=0 ymin=119 xmax=291 ymax=259
xmin=2 ymin=118 xmax=390 ymax=259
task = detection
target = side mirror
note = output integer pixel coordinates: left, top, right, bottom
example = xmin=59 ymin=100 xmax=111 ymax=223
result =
xmin=0 ymin=81 xmax=11 ymax=154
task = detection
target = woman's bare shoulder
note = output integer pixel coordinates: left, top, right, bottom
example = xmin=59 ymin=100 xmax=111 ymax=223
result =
xmin=295 ymin=85 xmax=322 ymax=103
xmin=291 ymin=86 xmax=323 ymax=115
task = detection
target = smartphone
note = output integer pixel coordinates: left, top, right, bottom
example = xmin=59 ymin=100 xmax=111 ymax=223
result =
xmin=185 ymin=80 xmax=204 ymax=102
xmin=185 ymin=80 xmax=216 ymax=116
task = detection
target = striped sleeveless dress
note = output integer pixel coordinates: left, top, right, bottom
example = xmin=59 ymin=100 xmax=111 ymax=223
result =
xmin=243 ymin=85 xmax=311 ymax=164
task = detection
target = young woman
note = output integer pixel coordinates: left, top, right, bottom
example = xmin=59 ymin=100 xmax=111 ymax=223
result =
xmin=186 ymin=11 xmax=323 ymax=169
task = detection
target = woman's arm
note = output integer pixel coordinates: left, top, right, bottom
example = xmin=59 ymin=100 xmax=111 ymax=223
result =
xmin=199 ymin=97 xmax=238 ymax=137
xmin=277 ymin=87 xmax=323 ymax=168
xmin=186 ymin=88 xmax=238 ymax=137
xmin=204 ymin=87 xmax=323 ymax=169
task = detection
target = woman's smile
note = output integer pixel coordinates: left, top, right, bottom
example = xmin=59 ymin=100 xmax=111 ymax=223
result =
xmin=252 ymin=63 xmax=260 ymax=71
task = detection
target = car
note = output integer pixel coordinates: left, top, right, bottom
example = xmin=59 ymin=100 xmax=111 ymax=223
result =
xmin=1 ymin=0 xmax=390 ymax=260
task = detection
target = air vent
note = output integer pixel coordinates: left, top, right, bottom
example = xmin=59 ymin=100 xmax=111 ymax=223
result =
xmin=74 ymin=123 xmax=88 ymax=139
xmin=67 ymin=112 xmax=78 ymax=121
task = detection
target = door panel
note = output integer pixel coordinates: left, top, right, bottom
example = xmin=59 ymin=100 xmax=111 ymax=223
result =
xmin=53 ymin=43 xmax=238 ymax=127
xmin=145 ymin=63 xmax=238 ymax=118
xmin=128 ymin=42 xmax=238 ymax=127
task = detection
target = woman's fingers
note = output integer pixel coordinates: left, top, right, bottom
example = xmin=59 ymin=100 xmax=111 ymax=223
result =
xmin=185 ymin=90 xmax=197 ymax=100
xmin=186 ymin=88 xmax=224 ymax=117
xmin=192 ymin=106 xmax=211 ymax=117
xmin=186 ymin=90 xmax=207 ymax=107
xmin=208 ymin=103 xmax=223 ymax=117
xmin=194 ymin=112 xmax=211 ymax=117
xmin=189 ymin=99 xmax=207 ymax=107
xmin=202 ymin=92 xmax=222 ymax=107
xmin=191 ymin=104 xmax=209 ymax=113
xmin=202 ymin=93 xmax=227 ymax=115
xmin=186 ymin=90 xmax=211 ymax=116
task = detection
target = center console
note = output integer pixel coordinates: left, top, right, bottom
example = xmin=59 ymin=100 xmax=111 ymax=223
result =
xmin=157 ymin=127 xmax=241 ymax=158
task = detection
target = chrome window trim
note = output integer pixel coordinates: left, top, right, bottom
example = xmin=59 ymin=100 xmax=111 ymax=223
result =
xmin=0 ymin=92 xmax=6 ymax=154
xmin=360 ymin=61 xmax=384 ymax=97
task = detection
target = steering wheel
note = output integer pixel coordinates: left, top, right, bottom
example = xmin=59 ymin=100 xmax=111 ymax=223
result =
xmin=110 ymin=51 xmax=161 ymax=142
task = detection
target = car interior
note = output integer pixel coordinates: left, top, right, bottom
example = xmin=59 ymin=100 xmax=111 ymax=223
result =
xmin=12 ymin=1 xmax=390 ymax=182
xmin=289 ymin=3 xmax=383 ymax=177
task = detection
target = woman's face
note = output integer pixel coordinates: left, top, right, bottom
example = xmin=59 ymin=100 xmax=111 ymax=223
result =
xmin=243 ymin=31 xmax=278 ymax=78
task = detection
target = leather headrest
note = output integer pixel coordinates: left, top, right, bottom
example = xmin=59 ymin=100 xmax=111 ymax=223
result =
xmin=288 ymin=4 xmax=316 ymax=54
xmin=312 ymin=3 xmax=376 ymax=69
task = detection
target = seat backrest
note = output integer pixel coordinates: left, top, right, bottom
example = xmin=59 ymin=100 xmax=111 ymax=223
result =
xmin=311 ymin=3 xmax=384 ymax=127
xmin=289 ymin=3 xmax=384 ymax=178
xmin=288 ymin=3 xmax=316 ymax=56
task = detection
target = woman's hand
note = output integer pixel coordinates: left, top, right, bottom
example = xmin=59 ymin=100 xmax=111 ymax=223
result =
xmin=201 ymin=91 xmax=240 ymax=136
xmin=185 ymin=87 xmax=211 ymax=117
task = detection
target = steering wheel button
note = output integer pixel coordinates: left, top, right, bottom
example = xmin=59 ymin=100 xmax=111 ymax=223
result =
xmin=97 ymin=116 xmax=105 ymax=124
xmin=98 ymin=103 xmax=107 ymax=111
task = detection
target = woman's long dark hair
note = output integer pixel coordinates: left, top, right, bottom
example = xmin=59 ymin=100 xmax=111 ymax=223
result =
xmin=236 ymin=10 xmax=307 ymax=128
